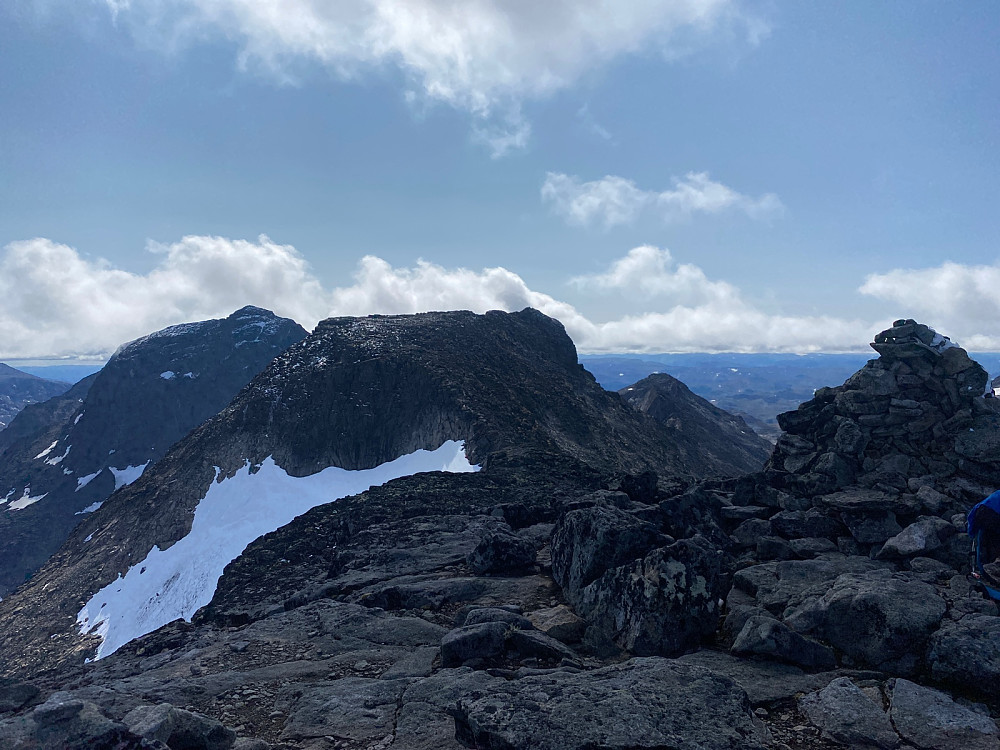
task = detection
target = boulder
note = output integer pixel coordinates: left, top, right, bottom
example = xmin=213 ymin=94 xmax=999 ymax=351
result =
xmin=877 ymin=517 xmax=955 ymax=559
xmin=440 ymin=622 xmax=508 ymax=667
xmin=784 ymin=569 xmax=946 ymax=674
xmin=124 ymin=703 xmax=236 ymax=750
xmin=770 ymin=509 xmax=843 ymax=540
xmin=889 ymin=678 xmax=999 ymax=750
xmin=453 ymin=657 xmax=771 ymax=750
xmin=579 ymin=536 xmax=726 ymax=656
xmin=466 ymin=529 xmax=537 ymax=575
xmin=462 ymin=607 xmax=534 ymax=630
xmin=731 ymin=615 xmax=836 ymax=669
xmin=0 ymin=695 xmax=142 ymax=750
xmin=842 ymin=511 xmax=903 ymax=545
xmin=550 ymin=505 xmax=660 ymax=605
xmin=527 ymin=605 xmax=586 ymax=643
xmin=0 ymin=680 xmax=40 ymax=714
xmin=799 ymin=677 xmax=899 ymax=749
xmin=928 ymin=615 xmax=1000 ymax=700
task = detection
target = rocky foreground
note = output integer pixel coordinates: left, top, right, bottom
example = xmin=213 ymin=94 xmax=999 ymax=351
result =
xmin=0 ymin=316 xmax=998 ymax=750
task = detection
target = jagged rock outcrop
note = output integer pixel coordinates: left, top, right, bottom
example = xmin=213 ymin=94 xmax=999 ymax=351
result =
xmin=619 ymin=372 xmax=773 ymax=476
xmin=0 ymin=363 xmax=71 ymax=430
xmin=0 ymin=306 xmax=306 ymax=597
xmin=714 ymin=320 xmax=1000 ymax=701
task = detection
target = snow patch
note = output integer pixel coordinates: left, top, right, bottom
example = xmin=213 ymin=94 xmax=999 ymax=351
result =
xmin=9 ymin=489 xmax=48 ymax=511
xmin=76 ymin=471 xmax=101 ymax=491
xmin=35 ymin=441 xmax=58 ymax=460
xmin=45 ymin=444 xmax=71 ymax=466
xmin=160 ymin=371 xmax=176 ymax=380
xmin=183 ymin=372 xmax=196 ymax=379
xmin=77 ymin=440 xmax=477 ymax=659
xmin=75 ymin=501 xmax=104 ymax=515
xmin=84 ymin=533 xmax=94 ymax=543
xmin=109 ymin=463 xmax=149 ymax=490
xmin=74 ymin=412 xmax=84 ymax=425
xmin=0 ymin=488 xmax=14 ymax=505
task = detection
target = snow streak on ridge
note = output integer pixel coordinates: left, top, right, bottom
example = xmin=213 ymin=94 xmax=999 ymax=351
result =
xmin=77 ymin=440 xmax=478 ymax=658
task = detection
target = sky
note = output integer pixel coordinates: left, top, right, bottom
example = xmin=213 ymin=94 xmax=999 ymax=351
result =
xmin=1 ymin=0 xmax=998 ymax=360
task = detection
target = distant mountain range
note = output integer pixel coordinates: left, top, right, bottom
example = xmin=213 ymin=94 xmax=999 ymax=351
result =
xmin=582 ymin=352 xmax=1000 ymax=441
xmin=0 ymin=364 xmax=72 ymax=431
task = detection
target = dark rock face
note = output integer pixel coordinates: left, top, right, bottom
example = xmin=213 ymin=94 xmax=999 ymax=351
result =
xmin=0 ymin=306 xmax=306 ymax=597
xmin=619 ymin=372 xmax=773 ymax=476
xmin=0 ymin=363 xmax=71 ymax=431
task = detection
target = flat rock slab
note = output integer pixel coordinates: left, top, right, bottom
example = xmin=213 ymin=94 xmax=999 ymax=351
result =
xmin=890 ymin=678 xmax=999 ymax=750
xmin=454 ymin=656 xmax=771 ymax=750
xmin=277 ymin=677 xmax=410 ymax=743
xmin=675 ymin=650 xmax=858 ymax=706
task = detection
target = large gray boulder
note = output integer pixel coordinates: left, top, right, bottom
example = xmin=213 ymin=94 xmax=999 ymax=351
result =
xmin=578 ymin=536 xmax=726 ymax=656
xmin=784 ymin=569 xmax=946 ymax=674
xmin=799 ymin=677 xmax=899 ymax=749
xmin=928 ymin=615 xmax=1000 ymax=699
xmin=453 ymin=657 xmax=771 ymax=750
xmin=889 ymin=678 xmax=999 ymax=750
xmin=551 ymin=505 xmax=660 ymax=605
xmin=124 ymin=702 xmax=236 ymax=750
xmin=732 ymin=615 xmax=836 ymax=669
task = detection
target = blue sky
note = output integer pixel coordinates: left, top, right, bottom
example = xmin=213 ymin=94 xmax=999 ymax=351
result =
xmin=1 ymin=0 xmax=998 ymax=359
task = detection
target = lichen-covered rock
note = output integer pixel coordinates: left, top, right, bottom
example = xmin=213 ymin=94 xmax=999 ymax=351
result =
xmin=124 ymin=702 xmax=236 ymax=750
xmin=550 ymin=504 xmax=661 ymax=606
xmin=466 ymin=528 xmax=536 ymax=575
xmin=578 ymin=536 xmax=727 ymax=656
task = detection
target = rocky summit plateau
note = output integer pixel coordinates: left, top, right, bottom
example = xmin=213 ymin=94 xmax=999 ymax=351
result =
xmin=0 ymin=312 xmax=997 ymax=750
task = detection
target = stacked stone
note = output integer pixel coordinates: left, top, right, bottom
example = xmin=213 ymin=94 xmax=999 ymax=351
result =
xmin=724 ymin=319 xmax=1000 ymax=565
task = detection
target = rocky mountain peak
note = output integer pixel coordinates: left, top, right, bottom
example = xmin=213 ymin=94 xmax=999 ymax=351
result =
xmin=0 ymin=308 xmax=307 ymax=598
xmin=619 ymin=373 xmax=771 ymax=476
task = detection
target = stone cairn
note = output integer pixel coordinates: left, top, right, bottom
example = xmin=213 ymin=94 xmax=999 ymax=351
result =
xmin=725 ymin=319 xmax=1000 ymax=564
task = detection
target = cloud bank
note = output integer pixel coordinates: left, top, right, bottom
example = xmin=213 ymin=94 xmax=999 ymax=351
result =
xmin=0 ymin=236 xmax=892 ymax=360
xmin=860 ymin=261 xmax=1000 ymax=350
xmin=542 ymin=172 xmax=784 ymax=228
xmin=95 ymin=0 xmax=763 ymax=154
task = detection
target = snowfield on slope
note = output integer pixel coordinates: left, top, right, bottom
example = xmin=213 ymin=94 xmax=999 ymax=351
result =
xmin=77 ymin=440 xmax=478 ymax=658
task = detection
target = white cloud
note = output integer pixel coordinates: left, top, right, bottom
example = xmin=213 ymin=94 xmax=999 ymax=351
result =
xmin=541 ymin=171 xmax=784 ymax=228
xmin=0 ymin=236 xmax=879 ymax=359
xmin=93 ymin=0 xmax=763 ymax=151
xmin=0 ymin=235 xmax=329 ymax=359
xmin=860 ymin=261 xmax=1000 ymax=349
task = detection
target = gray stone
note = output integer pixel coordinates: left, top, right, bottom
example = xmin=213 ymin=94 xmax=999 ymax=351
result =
xmin=453 ymin=657 xmax=771 ymax=750
xmin=890 ymin=678 xmax=999 ymax=750
xmin=785 ymin=570 xmax=946 ymax=674
xmin=731 ymin=518 xmax=773 ymax=547
xmin=579 ymin=536 xmax=726 ymax=657
xmin=800 ymin=677 xmax=899 ymax=749
xmin=440 ymin=622 xmax=508 ymax=667
xmin=788 ymin=537 xmax=838 ymax=557
xmin=0 ymin=680 xmax=40 ymax=714
xmin=771 ymin=509 xmax=843 ymax=539
xmin=928 ymin=616 xmax=1000 ymax=700
xmin=124 ymin=702 xmax=236 ymax=750
xmin=732 ymin=616 xmax=836 ymax=669
xmin=550 ymin=505 xmax=660 ymax=605
xmin=843 ymin=510 xmax=903 ymax=544
xmin=526 ymin=605 xmax=586 ymax=643
xmin=506 ymin=628 xmax=578 ymax=663
xmin=466 ymin=529 xmax=537 ymax=575
xmin=878 ymin=518 xmax=954 ymax=559
xmin=462 ymin=607 xmax=534 ymax=630
xmin=277 ymin=678 xmax=408 ymax=744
